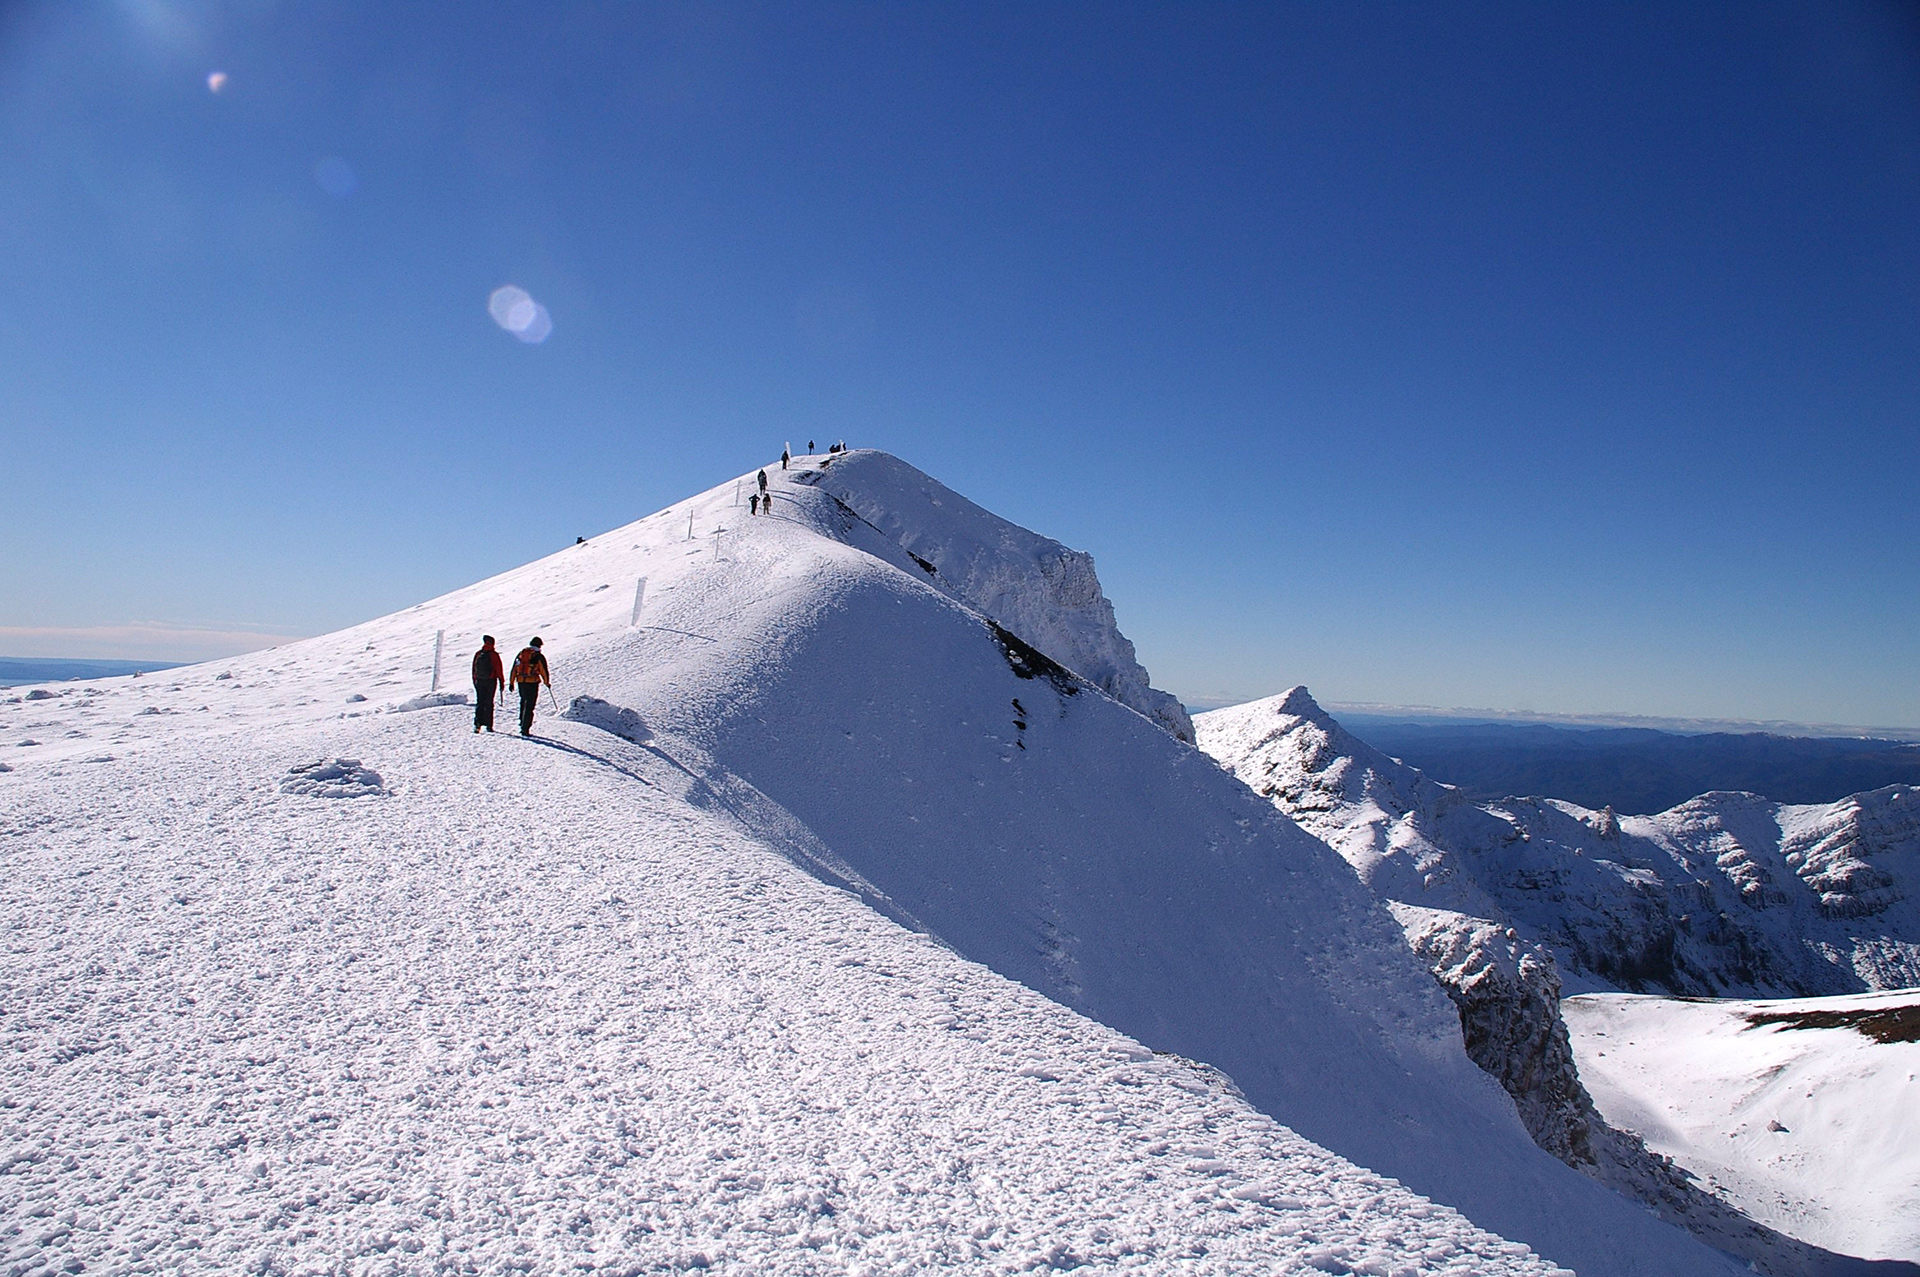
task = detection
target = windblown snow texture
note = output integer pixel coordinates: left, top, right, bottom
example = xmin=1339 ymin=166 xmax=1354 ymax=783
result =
xmin=0 ymin=453 xmax=1737 ymax=1276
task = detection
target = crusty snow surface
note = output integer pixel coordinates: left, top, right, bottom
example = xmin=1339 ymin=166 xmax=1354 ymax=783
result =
xmin=2 ymin=452 xmax=1734 ymax=1275
xmin=1565 ymin=990 xmax=1920 ymax=1265
xmin=4 ymin=713 xmax=1555 ymax=1275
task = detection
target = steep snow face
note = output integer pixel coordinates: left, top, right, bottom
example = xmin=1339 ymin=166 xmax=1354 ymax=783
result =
xmin=0 ymin=453 xmax=1741 ymax=1277
xmin=1196 ymin=689 xmax=1920 ymax=999
xmin=1566 ymin=990 xmax=1920 ymax=1264
xmin=1777 ymin=786 xmax=1918 ymax=924
xmin=791 ymin=450 xmax=1194 ymax=742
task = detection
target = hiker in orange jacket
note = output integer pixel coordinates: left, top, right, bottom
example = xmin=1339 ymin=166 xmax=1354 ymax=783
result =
xmin=511 ymin=637 xmax=551 ymax=737
xmin=472 ymin=635 xmax=506 ymax=733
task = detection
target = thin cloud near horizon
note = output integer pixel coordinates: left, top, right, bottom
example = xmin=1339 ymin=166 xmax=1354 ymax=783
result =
xmin=0 ymin=623 xmax=305 ymax=664
xmin=1184 ymin=690 xmax=1920 ymax=743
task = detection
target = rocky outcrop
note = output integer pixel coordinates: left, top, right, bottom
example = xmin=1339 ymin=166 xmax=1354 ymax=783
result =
xmin=1389 ymin=905 xmax=1597 ymax=1167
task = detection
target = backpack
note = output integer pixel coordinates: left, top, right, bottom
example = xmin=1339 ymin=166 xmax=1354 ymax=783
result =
xmin=511 ymin=648 xmax=544 ymax=684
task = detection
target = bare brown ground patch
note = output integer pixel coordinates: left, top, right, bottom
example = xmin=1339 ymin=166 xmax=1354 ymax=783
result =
xmin=1744 ymin=1003 xmax=1920 ymax=1044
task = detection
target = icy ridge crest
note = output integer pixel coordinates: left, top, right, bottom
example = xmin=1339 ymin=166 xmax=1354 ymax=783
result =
xmin=799 ymin=451 xmax=1194 ymax=742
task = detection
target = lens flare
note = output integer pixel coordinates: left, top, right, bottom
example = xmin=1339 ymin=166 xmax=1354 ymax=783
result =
xmin=515 ymin=304 xmax=553 ymax=343
xmin=206 ymin=71 xmax=228 ymax=93
xmin=488 ymin=286 xmax=553 ymax=343
xmin=488 ymin=285 xmax=530 ymax=327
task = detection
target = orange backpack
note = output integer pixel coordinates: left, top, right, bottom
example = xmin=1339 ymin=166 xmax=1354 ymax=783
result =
xmin=511 ymin=648 xmax=545 ymax=684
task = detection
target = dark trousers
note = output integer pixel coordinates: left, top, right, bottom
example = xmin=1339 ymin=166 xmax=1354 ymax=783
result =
xmin=518 ymin=682 xmax=540 ymax=735
xmin=474 ymin=680 xmax=498 ymax=730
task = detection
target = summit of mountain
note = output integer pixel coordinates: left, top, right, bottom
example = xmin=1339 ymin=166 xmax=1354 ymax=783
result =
xmin=1 ymin=452 xmax=1742 ymax=1275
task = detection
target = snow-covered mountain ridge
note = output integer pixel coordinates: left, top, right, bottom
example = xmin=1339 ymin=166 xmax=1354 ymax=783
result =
xmin=1 ymin=453 xmax=1741 ymax=1275
xmin=1198 ymin=688 xmax=1920 ymax=1274
xmin=790 ymin=452 xmax=1194 ymax=743
xmin=1197 ymin=687 xmax=1920 ymax=999
xmin=6 ymin=709 xmax=1548 ymax=1275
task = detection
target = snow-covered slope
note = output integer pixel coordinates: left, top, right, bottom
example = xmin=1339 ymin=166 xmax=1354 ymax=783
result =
xmin=1 ymin=453 xmax=1741 ymax=1276
xmin=1565 ymin=990 xmax=1920 ymax=1264
xmin=1196 ymin=688 xmax=1920 ymax=1000
xmin=2 ymin=712 xmax=1562 ymax=1275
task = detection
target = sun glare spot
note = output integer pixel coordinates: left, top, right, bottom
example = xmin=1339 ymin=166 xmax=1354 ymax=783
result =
xmin=488 ymin=286 xmax=553 ymax=344
xmin=206 ymin=71 xmax=228 ymax=93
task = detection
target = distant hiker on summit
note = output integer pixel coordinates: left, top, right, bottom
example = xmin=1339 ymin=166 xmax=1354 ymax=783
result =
xmin=472 ymin=636 xmax=505 ymax=733
xmin=780 ymin=447 xmax=789 ymax=470
xmin=757 ymin=469 xmax=768 ymax=497
xmin=511 ymin=638 xmax=551 ymax=737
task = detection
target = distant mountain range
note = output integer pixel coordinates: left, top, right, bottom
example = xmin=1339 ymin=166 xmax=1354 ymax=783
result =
xmin=1203 ymin=688 xmax=1920 ymax=1001
xmin=1338 ymin=715 xmax=1920 ymax=815
xmin=0 ymin=656 xmax=182 ymax=686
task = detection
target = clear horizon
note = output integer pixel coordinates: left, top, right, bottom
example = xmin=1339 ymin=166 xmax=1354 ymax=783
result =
xmin=4 ymin=2 xmax=1916 ymax=728
xmin=7 ymin=636 xmax=1919 ymax=740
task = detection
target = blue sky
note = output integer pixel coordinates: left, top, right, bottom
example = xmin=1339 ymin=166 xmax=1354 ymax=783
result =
xmin=3 ymin=2 xmax=1916 ymax=727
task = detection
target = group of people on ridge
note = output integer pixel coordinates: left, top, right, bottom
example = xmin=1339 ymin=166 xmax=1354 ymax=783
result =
xmin=471 ymin=636 xmax=550 ymax=736
xmin=470 ymin=451 xmax=838 ymax=734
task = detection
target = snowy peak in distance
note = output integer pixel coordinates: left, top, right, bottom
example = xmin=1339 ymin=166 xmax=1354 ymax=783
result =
xmin=1198 ymin=687 xmax=1920 ymax=998
xmin=1197 ymin=686 xmax=1504 ymax=919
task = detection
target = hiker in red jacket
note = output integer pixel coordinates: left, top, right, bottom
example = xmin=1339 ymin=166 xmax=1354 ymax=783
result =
xmin=511 ymin=637 xmax=551 ymax=737
xmin=472 ymin=635 xmax=506 ymax=733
